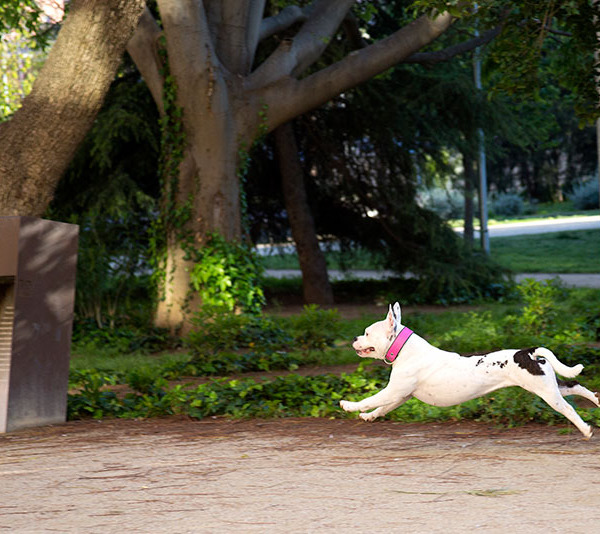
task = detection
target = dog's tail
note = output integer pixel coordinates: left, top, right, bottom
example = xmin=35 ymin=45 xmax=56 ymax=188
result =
xmin=534 ymin=347 xmax=583 ymax=378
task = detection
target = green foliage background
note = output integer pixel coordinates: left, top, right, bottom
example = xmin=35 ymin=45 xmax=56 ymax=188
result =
xmin=68 ymin=281 xmax=600 ymax=432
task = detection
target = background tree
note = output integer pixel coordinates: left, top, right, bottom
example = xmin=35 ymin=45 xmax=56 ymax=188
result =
xmin=127 ymin=0 xmax=459 ymax=332
xmin=0 ymin=0 xmax=146 ymax=216
xmin=274 ymin=122 xmax=334 ymax=306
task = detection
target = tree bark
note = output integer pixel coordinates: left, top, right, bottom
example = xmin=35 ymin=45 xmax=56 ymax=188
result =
xmin=274 ymin=122 xmax=334 ymax=306
xmin=0 ymin=0 xmax=146 ymax=216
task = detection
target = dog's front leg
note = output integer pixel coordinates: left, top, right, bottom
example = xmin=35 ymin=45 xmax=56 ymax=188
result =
xmin=340 ymin=382 xmax=414 ymax=415
xmin=359 ymin=396 xmax=412 ymax=422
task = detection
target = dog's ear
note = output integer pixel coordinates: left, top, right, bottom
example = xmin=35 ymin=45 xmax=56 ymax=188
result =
xmin=387 ymin=303 xmax=401 ymax=335
xmin=386 ymin=305 xmax=396 ymax=335
xmin=392 ymin=302 xmax=402 ymax=325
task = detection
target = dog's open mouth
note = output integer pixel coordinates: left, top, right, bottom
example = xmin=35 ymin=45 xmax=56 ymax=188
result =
xmin=355 ymin=347 xmax=376 ymax=357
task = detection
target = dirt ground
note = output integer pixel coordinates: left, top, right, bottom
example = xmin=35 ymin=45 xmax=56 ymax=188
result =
xmin=1 ymin=416 xmax=600 ymax=533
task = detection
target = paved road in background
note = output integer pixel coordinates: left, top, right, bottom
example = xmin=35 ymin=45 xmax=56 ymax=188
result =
xmin=263 ymin=215 xmax=600 ymax=288
xmin=264 ymin=269 xmax=600 ymax=288
xmin=257 ymin=215 xmax=600 ymax=257
xmin=464 ymin=214 xmax=600 ymax=238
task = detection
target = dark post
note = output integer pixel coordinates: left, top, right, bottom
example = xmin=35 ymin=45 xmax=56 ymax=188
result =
xmin=0 ymin=217 xmax=78 ymax=432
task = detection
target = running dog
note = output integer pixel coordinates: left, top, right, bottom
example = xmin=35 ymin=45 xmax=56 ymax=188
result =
xmin=340 ymin=302 xmax=599 ymax=438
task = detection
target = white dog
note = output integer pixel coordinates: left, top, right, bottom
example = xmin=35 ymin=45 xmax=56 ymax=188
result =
xmin=340 ymin=302 xmax=599 ymax=438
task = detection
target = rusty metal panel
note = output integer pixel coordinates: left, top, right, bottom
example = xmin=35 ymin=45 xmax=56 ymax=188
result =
xmin=0 ymin=280 xmax=15 ymax=433
xmin=0 ymin=217 xmax=78 ymax=433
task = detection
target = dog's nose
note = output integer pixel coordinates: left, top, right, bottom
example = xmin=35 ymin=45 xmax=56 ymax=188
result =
xmin=353 ymin=337 xmax=358 ymax=342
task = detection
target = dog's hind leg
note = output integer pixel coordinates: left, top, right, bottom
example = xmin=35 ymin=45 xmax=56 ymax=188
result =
xmin=359 ymin=396 xmax=412 ymax=422
xmin=558 ymin=379 xmax=600 ymax=408
xmin=526 ymin=380 xmax=594 ymax=439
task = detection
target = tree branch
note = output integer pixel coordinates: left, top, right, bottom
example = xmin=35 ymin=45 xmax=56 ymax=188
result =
xmin=531 ymin=18 xmax=572 ymax=37
xmin=402 ymin=23 xmax=503 ymax=65
xmin=204 ymin=0 xmax=266 ymax=75
xmin=126 ymin=8 xmax=165 ymax=115
xmin=291 ymin=0 xmax=356 ymax=76
xmin=245 ymin=0 xmax=268 ymax=72
xmin=263 ymin=11 xmax=454 ymax=131
xmin=259 ymin=5 xmax=308 ymax=42
xmin=247 ymin=0 xmax=354 ymax=89
xmin=342 ymin=12 xmax=368 ymax=50
xmin=157 ymin=0 xmax=220 ymax=81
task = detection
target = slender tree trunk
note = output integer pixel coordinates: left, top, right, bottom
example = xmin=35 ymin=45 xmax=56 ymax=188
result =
xmin=0 ymin=0 xmax=145 ymax=216
xmin=463 ymin=150 xmax=476 ymax=249
xmin=594 ymin=0 xmax=600 ymax=206
xmin=274 ymin=122 xmax=334 ymax=305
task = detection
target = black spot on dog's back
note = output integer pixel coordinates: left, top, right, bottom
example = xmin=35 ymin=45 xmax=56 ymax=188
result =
xmin=513 ymin=348 xmax=545 ymax=376
xmin=461 ymin=351 xmax=489 ymax=358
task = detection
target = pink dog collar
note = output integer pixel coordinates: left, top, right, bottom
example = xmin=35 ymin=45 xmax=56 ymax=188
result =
xmin=384 ymin=327 xmax=413 ymax=364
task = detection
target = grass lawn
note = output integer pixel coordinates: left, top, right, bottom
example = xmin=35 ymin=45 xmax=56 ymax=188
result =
xmin=490 ymin=230 xmax=600 ymax=273
xmin=261 ymin=229 xmax=600 ymax=274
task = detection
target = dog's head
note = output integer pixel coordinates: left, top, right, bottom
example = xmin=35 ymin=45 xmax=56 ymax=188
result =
xmin=352 ymin=302 xmax=403 ymax=360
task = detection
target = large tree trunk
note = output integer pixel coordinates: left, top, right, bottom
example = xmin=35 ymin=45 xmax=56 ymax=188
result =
xmin=0 ymin=0 xmax=145 ymax=216
xmin=153 ymin=123 xmax=244 ymax=331
xmin=274 ymin=122 xmax=334 ymax=306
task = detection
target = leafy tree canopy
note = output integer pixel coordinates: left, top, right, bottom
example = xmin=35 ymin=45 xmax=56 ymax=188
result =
xmin=412 ymin=0 xmax=598 ymax=123
xmin=0 ymin=0 xmax=51 ymax=47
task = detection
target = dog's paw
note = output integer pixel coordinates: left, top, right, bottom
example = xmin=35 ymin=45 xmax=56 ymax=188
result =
xmin=359 ymin=412 xmax=377 ymax=422
xmin=340 ymin=400 xmax=357 ymax=412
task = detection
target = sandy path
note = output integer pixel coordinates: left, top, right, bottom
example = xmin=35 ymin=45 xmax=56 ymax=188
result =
xmin=1 ymin=417 xmax=599 ymax=533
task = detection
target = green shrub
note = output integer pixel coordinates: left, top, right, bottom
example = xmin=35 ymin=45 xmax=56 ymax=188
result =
xmin=67 ymin=369 xmax=125 ymax=419
xmin=516 ymin=278 xmax=564 ymax=336
xmin=436 ymin=311 xmax=509 ymax=353
xmin=503 ymin=278 xmax=586 ymax=346
xmin=569 ymin=181 xmax=599 ymax=210
xmin=491 ymin=192 xmax=524 ymax=217
xmin=418 ymin=187 xmax=465 ymax=220
xmin=72 ymin=319 xmax=175 ymax=356
xmin=182 ymin=305 xmax=343 ymax=375
xmin=182 ymin=307 xmax=298 ymax=375
xmin=185 ymin=306 xmax=291 ymax=355
xmin=280 ymin=305 xmax=342 ymax=353
xmin=413 ymin=253 xmax=513 ymax=305
xmin=550 ymin=345 xmax=600 ymax=367
xmin=188 ymin=233 xmax=265 ymax=314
